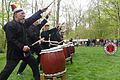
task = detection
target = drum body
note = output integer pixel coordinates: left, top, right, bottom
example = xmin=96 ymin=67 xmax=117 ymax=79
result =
xmin=63 ymin=43 xmax=75 ymax=59
xmin=69 ymin=43 xmax=75 ymax=54
xmin=63 ymin=44 xmax=70 ymax=58
xmin=40 ymin=47 xmax=65 ymax=75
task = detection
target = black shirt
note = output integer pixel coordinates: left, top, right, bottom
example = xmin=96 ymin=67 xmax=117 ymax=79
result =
xmin=3 ymin=10 xmax=43 ymax=59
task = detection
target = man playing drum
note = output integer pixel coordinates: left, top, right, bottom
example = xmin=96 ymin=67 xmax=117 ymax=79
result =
xmin=0 ymin=4 xmax=48 ymax=80
xmin=17 ymin=12 xmax=51 ymax=75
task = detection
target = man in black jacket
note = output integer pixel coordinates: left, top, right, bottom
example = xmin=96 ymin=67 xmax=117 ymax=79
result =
xmin=50 ymin=24 xmax=64 ymax=47
xmin=41 ymin=24 xmax=57 ymax=49
xmin=17 ymin=13 xmax=50 ymax=75
xmin=0 ymin=4 xmax=48 ymax=80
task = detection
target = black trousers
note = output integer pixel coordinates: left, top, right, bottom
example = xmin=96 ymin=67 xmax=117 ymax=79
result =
xmin=17 ymin=45 xmax=41 ymax=74
xmin=17 ymin=55 xmax=40 ymax=74
xmin=0 ymin=55 xmax=40 ymax=80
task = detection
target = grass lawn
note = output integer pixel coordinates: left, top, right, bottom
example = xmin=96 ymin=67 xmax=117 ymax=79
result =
xmin=1 ymin=46 xmax=120 ymax=80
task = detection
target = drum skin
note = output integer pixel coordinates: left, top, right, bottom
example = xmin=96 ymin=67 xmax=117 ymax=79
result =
xmin=106 ymin=44 xmax=115 ymax=53
xmin=40 ymin=49 xmax=65 ymax=74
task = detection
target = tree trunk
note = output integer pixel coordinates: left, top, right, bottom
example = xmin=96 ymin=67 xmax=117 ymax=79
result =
xmin=56 ymin=0 xmax=61 ymax=26
xmin=2 ymin=0 xmax=4 ymax=28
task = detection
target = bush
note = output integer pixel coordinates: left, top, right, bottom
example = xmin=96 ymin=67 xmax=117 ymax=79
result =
xmin=0 ymin=48 xmax=4 ymax=53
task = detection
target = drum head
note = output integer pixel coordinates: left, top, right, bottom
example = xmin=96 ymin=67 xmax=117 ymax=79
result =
xmin=41 ymin=46 xmax=63 ymax=54
xmin=104 ymin=42 xmax=117 ymax=55
xmin=62 ymin=43 xmax=69 ymax=47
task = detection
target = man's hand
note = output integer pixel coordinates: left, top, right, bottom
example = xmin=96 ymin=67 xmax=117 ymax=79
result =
xmin=45 ymin=11 xmax=51 ymax=19
xmin=23 ymin=46 xmax=30 ymax=52
xmin=56 ymin=23 xmax=65 ymax=30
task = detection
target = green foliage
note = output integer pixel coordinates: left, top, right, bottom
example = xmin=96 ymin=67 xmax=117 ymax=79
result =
xmin=67 ymin=0 xmax=120 ymax=39
xmin=0 ymin=29 xmax=5 ymax=52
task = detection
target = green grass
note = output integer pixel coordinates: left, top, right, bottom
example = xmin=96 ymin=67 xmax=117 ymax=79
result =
xmin=67 ymin=47 xmax=120 ymax=80
xmin=1 ymin=47 xmax=120 ymax=80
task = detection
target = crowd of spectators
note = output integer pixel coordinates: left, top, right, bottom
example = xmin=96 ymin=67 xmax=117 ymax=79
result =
xmin=71 ymin=39 xmax=120 ymax=47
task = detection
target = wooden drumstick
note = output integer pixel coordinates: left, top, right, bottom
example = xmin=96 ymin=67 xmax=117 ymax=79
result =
xmin=58 ymin=40 xmax=64 ymax=44
xmin=31 ymin=38 xmax=44 ymax=46
xmin=50 ymin=43 xmax=58 ymax=46
xmin=43 ymin=40 xmax=59 ymax=44
xmin=46 ymin=0 xmax=55 ymax=8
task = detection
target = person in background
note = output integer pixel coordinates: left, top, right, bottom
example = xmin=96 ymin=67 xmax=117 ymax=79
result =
xmin=40 ymin=24 xmax=57 ymax=49
xmin=50 ymin=23 xmax=64 ymax=47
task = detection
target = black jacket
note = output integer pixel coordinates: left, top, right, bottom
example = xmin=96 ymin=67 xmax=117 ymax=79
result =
xmin=27 ymin=19 xmax=47 ymax=54
xmin=50 ymin=29 xmax=63 ymax=42
xmin=3 ymin=10 xmax=43 ymax=59
xmin=41 ymin=28 xmax=57 ymax=49
xmin=27 ymin=19 xmax=47 ymax=45
xmin=50 ymin=29 xmax=63 ymax=47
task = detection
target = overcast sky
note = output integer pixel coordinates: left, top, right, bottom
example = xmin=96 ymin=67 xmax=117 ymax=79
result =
xmin=28 ymin=0 xmax=90 ymax=13
xmin=61 ymin=0 xmax=90 ymax=10
xmin=27 ymin=0 xmax=90 ymax=22
xmin=60 ymin=0 xmax=90 ymax=23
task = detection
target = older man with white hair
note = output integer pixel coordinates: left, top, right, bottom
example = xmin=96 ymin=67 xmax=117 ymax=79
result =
xmin=0 ymin=4 xmax=48 ymax=80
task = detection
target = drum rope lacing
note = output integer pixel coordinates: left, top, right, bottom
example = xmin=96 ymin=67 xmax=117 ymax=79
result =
xmin=44 ymin=69 xmax=66 ymax=77
xmin=40 ymin=49 xmax=63 ymax=54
